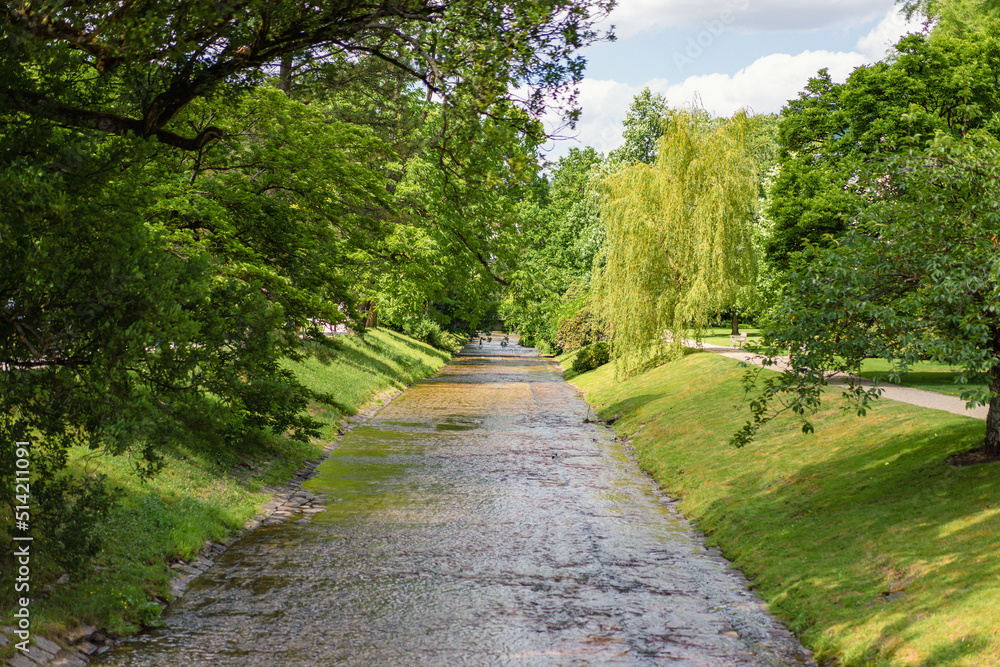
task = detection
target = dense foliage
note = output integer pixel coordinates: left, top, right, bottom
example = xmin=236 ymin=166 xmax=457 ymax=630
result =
xmin=737 ymin=1 xmax=1000 ymax=456
xmin=0 ymin=0 xmax=615 ymax=570
xmin=598 ymin=110 xmax=766 ymax=374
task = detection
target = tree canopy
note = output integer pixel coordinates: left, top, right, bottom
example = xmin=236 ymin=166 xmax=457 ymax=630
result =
xmin=0 ymin=0 xmax=616 ymax=568
xmin=1 ymin=0 xmax=613 ymax=149
xmin=738 ymin=2 xmax=1000 ymax=458
xmin=598 ymin=109 xmax=763 ymax=374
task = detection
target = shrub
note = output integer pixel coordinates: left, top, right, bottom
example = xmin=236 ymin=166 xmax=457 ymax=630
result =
xmin=571 ymin=341 xmax=611 ymax=374
xmin=556 ymin=302 xmax=604 ymax=352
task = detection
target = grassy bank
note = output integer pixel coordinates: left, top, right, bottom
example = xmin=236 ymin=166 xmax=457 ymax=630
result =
xmin=2 ymin=329 xmax=449 ymax=643
xmin=567 ymin=351 xmax=1000 ymax=666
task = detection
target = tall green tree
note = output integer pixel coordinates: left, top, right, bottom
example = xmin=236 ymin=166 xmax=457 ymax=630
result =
xmin=0 ymin=0 xmax=617 ymax=568
xmin=735 ymin=131 xmax=1000 ymax=458
xmin=1 ymin=0 xmax=614 ymax=148
xmin=738 ymin=5 xmax=1000 ymax=458
xmin=765 ymin=20 xmax=1000 ymax=270
xmin=609 ymin=88 xmax=670 ymax=165
xmin=597 ymin=110 xmax=762 ymax=374
xmin=502 ymin=146 xmax=607 ymax=352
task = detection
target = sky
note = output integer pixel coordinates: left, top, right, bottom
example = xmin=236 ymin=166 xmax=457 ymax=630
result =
xmin=539 ymin=0 xmax=925 ymax=159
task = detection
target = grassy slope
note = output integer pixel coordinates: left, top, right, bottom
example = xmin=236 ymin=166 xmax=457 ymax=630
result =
xmin=568 ymin=352 xmax=1000 ymax=667
xmin=5 ymin=329 xmax=449 ymax=640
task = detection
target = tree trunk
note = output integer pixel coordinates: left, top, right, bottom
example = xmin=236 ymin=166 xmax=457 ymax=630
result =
xmin=985 ymin=359 xmax=1000 ymax=458
xmin=365 ymin=305 xmax=378 ymax=329
xmin=730 ymin=311 xmax=739 ymax=336
xmin=278 ymin=55 xmax=293 ymax=95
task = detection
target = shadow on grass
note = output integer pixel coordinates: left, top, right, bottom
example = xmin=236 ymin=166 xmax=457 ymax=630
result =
xmin=328 ymin=331 xmax=444 ymax=388
xmin=379 ymin=329 xmax=451 ymax=363
xmin=689 ymin=412 xmax=997 ymax=664
xmin=583 ymin=352 xmax=1000 ymax=664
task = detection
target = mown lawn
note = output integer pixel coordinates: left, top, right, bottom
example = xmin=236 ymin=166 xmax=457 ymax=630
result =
xmin=690 ymin=328 xmax=984 ymax=398
xmin=2 ymin=329 xmax=449 ymax=644
xmin=694 ymin=325 xmax=763 ymax=348
xmin=855 ymin=358 xmax=982 ymax=399
xmin=568 ymin=351 xmax=1000 ymax=667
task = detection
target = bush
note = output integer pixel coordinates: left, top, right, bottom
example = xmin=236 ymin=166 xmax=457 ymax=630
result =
xmin=556 ymin=302 xmax=604 ymax=353
xmin=571 ymin=341 xmax=611 ymax=374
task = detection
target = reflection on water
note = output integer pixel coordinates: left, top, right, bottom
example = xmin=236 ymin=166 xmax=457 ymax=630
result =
xmin=96 ymin=338 xmax=810 ymax=666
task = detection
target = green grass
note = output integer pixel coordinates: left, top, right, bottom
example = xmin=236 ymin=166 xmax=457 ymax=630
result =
xmin=855 ymin=358 xmax=983 ymax=398
xmin=694 ymin=328 xmax=984 ymax=398
xmin=693 ymin=326 xmax=762 ymax=348
xmin=285 ymin=329 xmax=451 ymax=439
xmin=2 ymin=329 xmax=449 ymax=643
xmin=567 ymin=351 xmax=1000 ymax=667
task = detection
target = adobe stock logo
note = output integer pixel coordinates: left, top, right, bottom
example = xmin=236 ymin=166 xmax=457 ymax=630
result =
xmin=673 ymin=0 xmax=751 ymax=73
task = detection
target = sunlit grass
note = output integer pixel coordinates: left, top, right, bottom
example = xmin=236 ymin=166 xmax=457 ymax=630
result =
xmin=690 ymin=326 xmax=762 ymax=348
xmin=692 ymin=328 xmax=982 ymax=398
xmin=568 ymin=351 xmax=1000 ymax=666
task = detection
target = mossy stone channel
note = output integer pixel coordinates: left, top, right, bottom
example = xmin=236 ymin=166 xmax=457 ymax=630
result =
xmin=94 ymin=338 xmax=810 ymax=666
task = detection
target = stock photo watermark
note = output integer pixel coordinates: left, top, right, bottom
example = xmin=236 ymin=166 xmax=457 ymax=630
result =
xmin=673 ymin=0 xmax=751 ymax=73
xmin=11 ymin=440 xmax=33 ymax=653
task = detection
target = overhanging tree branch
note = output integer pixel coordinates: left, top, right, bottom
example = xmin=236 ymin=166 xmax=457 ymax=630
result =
xmin=3 ymin=89 xmax=224 ymax=150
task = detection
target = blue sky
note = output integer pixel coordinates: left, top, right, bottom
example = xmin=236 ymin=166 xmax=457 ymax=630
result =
xmin=540 ymin=0 xmax=924 ymax=158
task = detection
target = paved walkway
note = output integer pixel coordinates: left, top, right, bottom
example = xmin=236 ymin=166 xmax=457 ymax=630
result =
xmin=688 ymin=340 xmax=988 ymax=420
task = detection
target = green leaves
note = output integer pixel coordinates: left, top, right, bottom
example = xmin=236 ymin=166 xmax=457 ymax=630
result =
xmin=598 ymin=110 xmax=765 ymax=375
xmin=738 ymin=131 xmax=1000 ymax=448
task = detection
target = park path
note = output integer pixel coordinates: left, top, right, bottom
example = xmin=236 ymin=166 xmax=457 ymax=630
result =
xmin=94 ymin=338 xmax=811 ymax=666
xmin=691 ymin=340 xmax=988 ymax=421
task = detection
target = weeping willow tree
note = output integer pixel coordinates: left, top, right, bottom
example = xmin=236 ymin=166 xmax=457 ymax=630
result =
xmin=597 ymin=109 xmax=762 ymax=375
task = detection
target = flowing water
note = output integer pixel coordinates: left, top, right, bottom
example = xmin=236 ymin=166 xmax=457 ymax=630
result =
xmin=96 ymin=340 xmax=810 ymax=666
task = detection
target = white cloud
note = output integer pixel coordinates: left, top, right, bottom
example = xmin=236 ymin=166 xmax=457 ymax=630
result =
xmin=608 ymin=0 xmax=896 ymax=39
xmin=544 ymin=7 xmax=926 ymax=159
xmin=855 ymin=7 xmax=925 ymax=61
xmin=540 ymin=78 xmax=668 ymax=156
xmin=664 ymin=50 xmax=865 ymax=117
xmin=545 ymin=50 xmax=863 ymax=157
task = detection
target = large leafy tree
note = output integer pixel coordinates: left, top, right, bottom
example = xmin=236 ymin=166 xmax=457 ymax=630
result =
xmin=597 ymin=109 xmax=763 ymax=374
xmin=764 ymin=20 xmax=1000 ymax=270
xmin=737 ymin=5 xmax=1000 ymax=459
xmin=608 ymin=87 xmax=670 ymax=165
xmin=0 ymin=0 xmax=616 ymax=566
xmin=736 ymin=132 xmax=1000 ymax=459
xmin=1 ymin=0 xmax=614 ymax=148
xmin=502 ymin=146 xmax=607 ymax=352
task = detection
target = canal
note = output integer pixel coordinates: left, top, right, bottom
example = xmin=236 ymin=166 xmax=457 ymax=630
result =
xmin=96 ymin=339 xmax=809 ymax=666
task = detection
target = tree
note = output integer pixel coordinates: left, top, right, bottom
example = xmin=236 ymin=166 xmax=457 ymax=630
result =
xmin=737 ymin=6 xmax=1000 ymax=458
xmin=0 ymin=0 xmax=617 ymax=569
xmin=597 ymin=109 xmax=762 ymax=375
xmin=734 ymin=131 xmax=1000 ymax=459
xmin=609 ymin=88 xmax=670 ymax=165
xmin=765 ymin=23 xmax=1000 ymax=270
xmin=1 ymin=0 xmax=614 ymax=150
xmin=501 ymin=146 xmax=608 ymax=352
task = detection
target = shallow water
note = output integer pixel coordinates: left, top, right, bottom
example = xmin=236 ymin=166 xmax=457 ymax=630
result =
xmin=96 ymin=340 xmax=809 ymax=666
